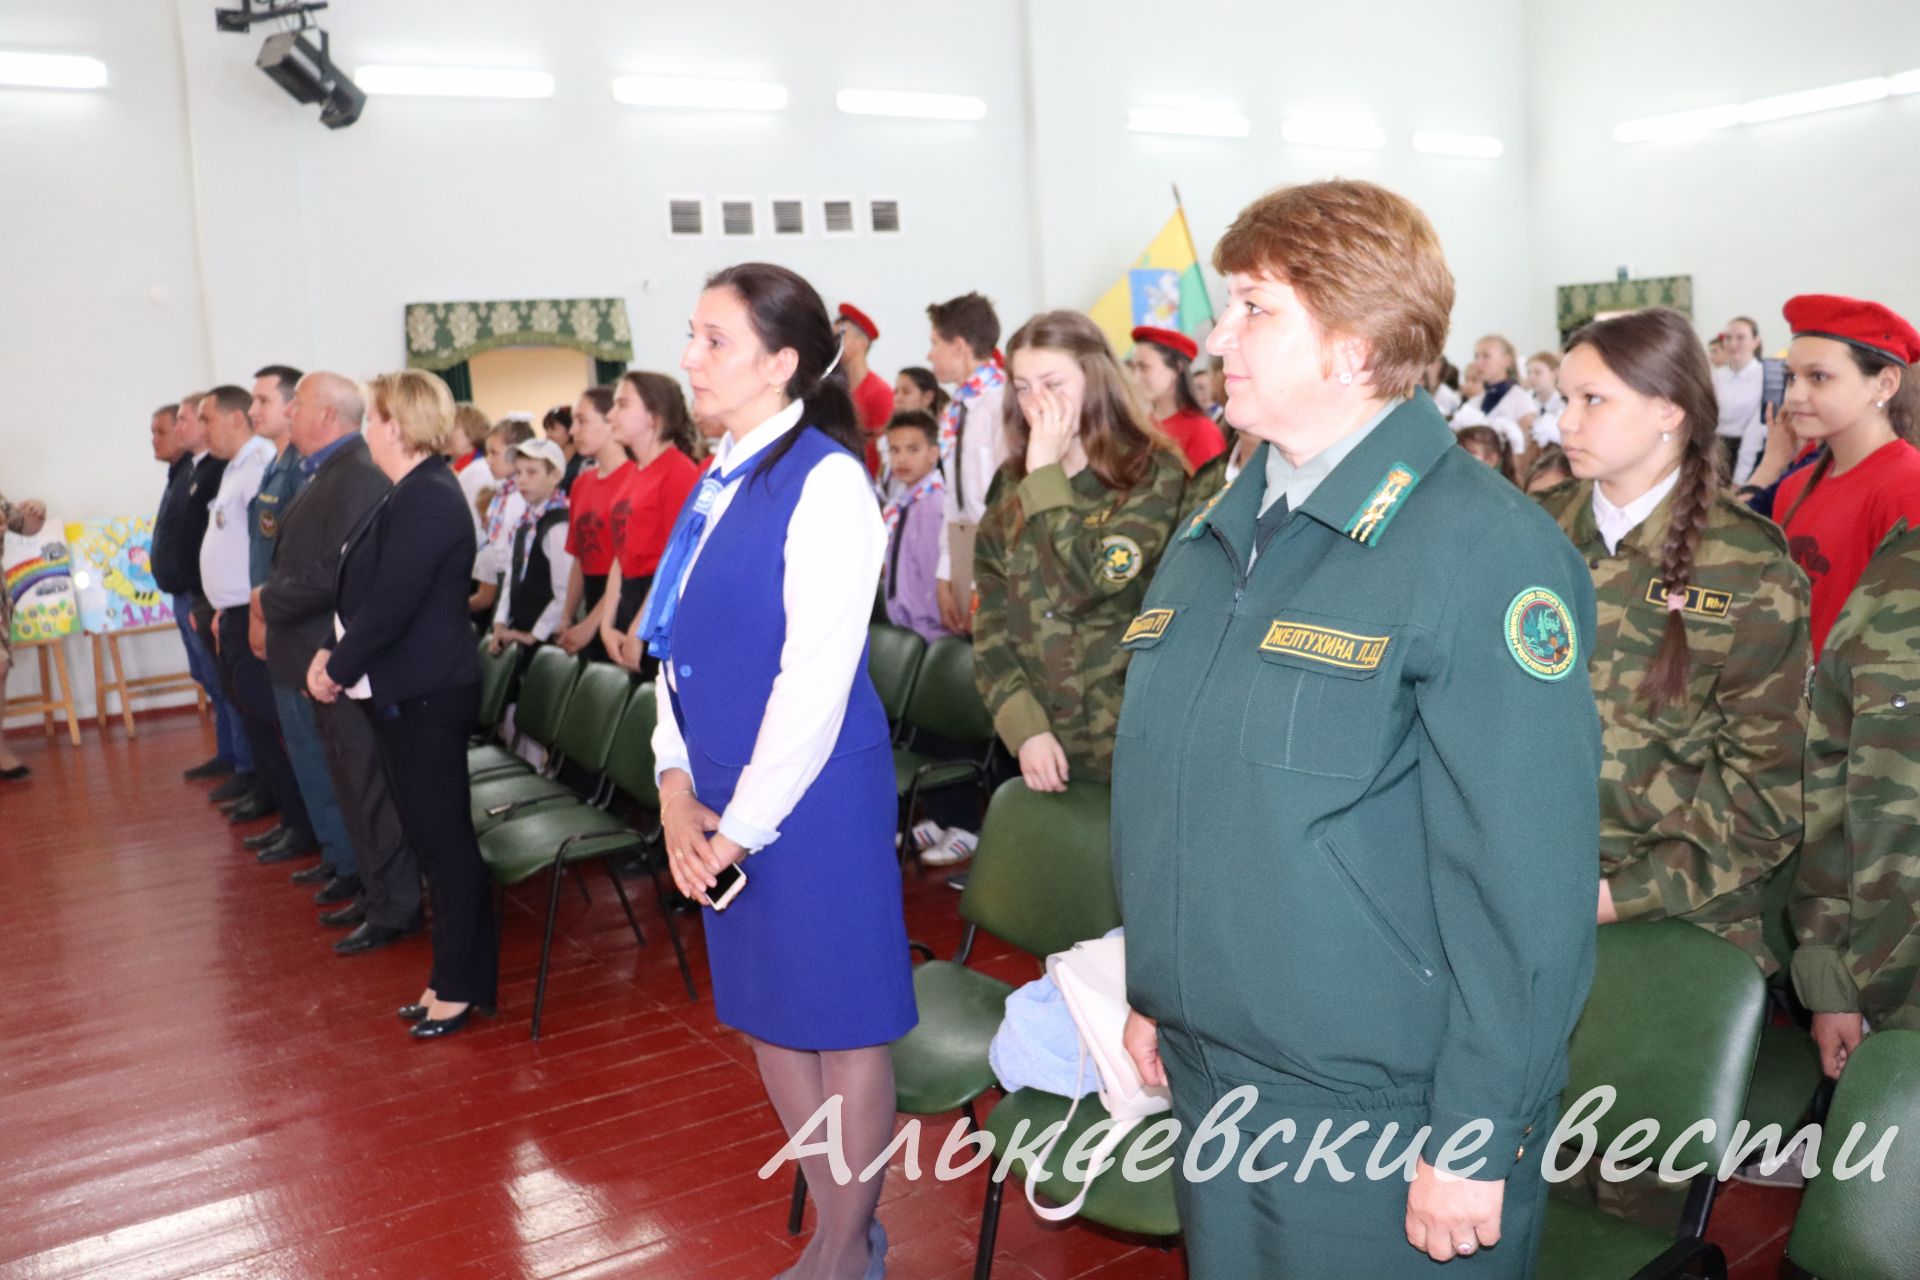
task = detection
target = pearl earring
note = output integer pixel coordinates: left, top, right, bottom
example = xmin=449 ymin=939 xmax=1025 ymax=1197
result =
xmin=1876 ymin=399 xmax=1887 ymax=409
xmin=1338 ymin=372 xmax=1354 ymax=386
xmin=1661 ymin=431 xmax=1671 ymax=442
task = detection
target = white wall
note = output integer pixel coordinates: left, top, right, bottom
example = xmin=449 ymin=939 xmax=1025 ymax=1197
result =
xmin=1025 ymin=0 xmax=1535 ymax=365
xmin=1527 ymin=0 xmax=1920 ymax=348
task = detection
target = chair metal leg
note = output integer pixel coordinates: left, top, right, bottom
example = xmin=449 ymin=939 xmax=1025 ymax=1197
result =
xmin=645 ymin=854 xmax=699 ymax=1002
xmin=898 ymin=775 xmax=926 ymax=877
xmin=574 ymin=866 xmax=593 ymax=905
xmin=605 ymin=861 xmax=647 ymax=947
xmin=962 ymin=1100 xmax=979 ymax=1132
xmin=973 ymin=1173 xmax=1003 ymax=1280
xmin=530 ymin=861 xmax=568 ymax=1041
xmin=787 ymin=1166 xmax=808 ymax=1236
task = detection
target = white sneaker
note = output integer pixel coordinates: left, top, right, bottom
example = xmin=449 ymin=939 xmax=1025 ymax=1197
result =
xmin=922 ymin=827 xmax=977 ymax=867
xmin=909 ymin=820 xmax=947 ymax=853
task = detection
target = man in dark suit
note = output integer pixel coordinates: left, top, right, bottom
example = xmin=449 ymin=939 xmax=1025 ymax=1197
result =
xmin=151 ymin=393 xmax=251 ymax=790
xmin=259 ymin=372 xmax=423 ymax=955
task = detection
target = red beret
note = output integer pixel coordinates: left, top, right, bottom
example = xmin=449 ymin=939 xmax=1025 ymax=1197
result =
xmin=1783 ymin=294 xmax=1920 ymax=366
xmin=836 ymin=303 xmax=879 ymax=341
xmin=1131 ymin=326 xmax=1198 ymax=361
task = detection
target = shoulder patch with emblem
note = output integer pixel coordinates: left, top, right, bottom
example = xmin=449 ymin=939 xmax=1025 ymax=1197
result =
xmin=1183 ymin=489 xmax=1225 ymax=540
xmin=1505 ymin=586 xmax=1578 ymax=681
xmin=1260 ymin=621 xmax=1389 ymax=671
xmin=1644 ymin=578 xmax=1732 ymax=619
xmin=1124 ymin=609 xmax=1173 ymax=643
xmin=1099 ymin=535 xmax=1143 ymax=584
xmin=1344 ymin=463 xmax=1420 ymax=547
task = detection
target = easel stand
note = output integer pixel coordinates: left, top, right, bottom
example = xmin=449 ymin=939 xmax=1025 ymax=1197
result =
xmin=90 ymin=622 xmax=207 ymax=738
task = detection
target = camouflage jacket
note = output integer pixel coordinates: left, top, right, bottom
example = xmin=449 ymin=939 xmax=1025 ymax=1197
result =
xmin=973 ymin=448 xmax=1189 ymax=780
xmin=1791 ymin=521 xmax=1920 ymax=1028
xmin=1540 ymin=480 xmax=1811 ymax=970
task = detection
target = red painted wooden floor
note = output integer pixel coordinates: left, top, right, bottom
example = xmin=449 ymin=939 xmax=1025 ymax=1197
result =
xmin=0 ymin=714 xmax=1798 ymax=1279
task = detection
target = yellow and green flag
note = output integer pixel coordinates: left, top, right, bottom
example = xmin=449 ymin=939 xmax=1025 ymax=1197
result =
xmin=1087 ymin=206 xmax=1212 ymax=355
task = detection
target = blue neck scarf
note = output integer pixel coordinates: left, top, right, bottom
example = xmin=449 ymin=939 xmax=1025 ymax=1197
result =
xmin=635 ymin=460 xmax=745 ymax=663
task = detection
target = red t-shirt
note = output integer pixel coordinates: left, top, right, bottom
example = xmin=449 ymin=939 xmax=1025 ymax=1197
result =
xmin=1160 ymin=408 xmax=1226 ymax=469
xmin=1776 ymin=438 xmax=1920 ymax=654
xmin=617 ymin=448 xmax=701 ymax=579
xmin=565 ymin=459 xmax=640 ymax=576
xmin=853 ymin=370 xmax=893 ymax=478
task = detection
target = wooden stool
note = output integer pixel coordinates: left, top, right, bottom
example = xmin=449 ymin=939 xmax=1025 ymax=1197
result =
xmin=7 ymin=636 xmax=82 ymax=747
xmin=90 ymin=622 xmax=208 ymax=739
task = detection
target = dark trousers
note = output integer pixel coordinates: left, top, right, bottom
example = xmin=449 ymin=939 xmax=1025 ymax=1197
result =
xmin=213 ymin=607 xmax=309 ymax=831
xmin=186 ymin=595 xmax=251 ymax=770
xmin=367 ymin=684 xmax=497 ymax=1006
xmin=312 ymin=694 xmax=423 ymax=929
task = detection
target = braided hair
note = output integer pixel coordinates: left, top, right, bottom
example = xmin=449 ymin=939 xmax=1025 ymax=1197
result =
xmin=1565 ymin=308 xmax=1723 ymax=711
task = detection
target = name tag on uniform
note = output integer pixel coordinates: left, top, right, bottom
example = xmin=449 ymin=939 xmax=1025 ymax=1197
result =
xmin=1123 ymin=609 xmax=1174 ymax=644
xmin=1259 ymin=621 xmax=1390 ymax=671
xmin=1644 ymin=579 xmax=1732 ymax=619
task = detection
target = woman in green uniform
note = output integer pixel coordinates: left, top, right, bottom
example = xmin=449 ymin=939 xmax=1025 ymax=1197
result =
xmin=1538 ymin=308 xmax=1809 ymax=969
xmin=972 ymin=309 xmax=1188 ymax=791
xmin=1114 ymin=180 xmax=1602 ymax=1277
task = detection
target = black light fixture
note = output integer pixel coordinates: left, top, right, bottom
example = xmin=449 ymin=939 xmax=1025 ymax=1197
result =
xmin=216 ymin=1 xmax=363 ymax=130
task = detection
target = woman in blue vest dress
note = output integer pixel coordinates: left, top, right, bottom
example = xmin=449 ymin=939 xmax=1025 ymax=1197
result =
xmin=640 ymin=262 xmax=916 ymax=1280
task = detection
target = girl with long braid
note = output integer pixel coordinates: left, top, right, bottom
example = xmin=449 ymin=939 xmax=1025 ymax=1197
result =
xmin=1537 ymin=307 xmax=1811 ymax=970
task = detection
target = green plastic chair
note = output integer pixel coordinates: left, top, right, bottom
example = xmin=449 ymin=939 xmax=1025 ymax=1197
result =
xmin=788 ymin=779 xmax=1122 ymax=1237
xmin=1535 ymin=921 xmax=1768 ymax=1280
xmin=468 ymin=646 xmax=579 ymax=780
xmin=867 ymin=622 xmax=927 ymax=734
xmin=893 ymin=635 xmax=998 ymax=870
xmin=1786 ymin=1028 xmax=1920 ymax=1280
xmin=470 ymin=635 xmax=518 ymax=740
xmin=477 ymin=683 xmax=695 ymax=1037
xmin=468 ymin=662 xmax=633 ymax=835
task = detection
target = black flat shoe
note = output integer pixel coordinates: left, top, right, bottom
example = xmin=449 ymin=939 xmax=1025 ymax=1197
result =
xmin=0 ymin=765 xmax=29 ymax=782
xmin=397 ymin=1004 xmax=430 ymax=1023
xmin=243 ymin=824 xmax=291 ymax=850
xmin=313 ymin=875 xmax=362 ymax=906
xmin=409 ymin=1003 xmax=497 ymax=1040
xmin=184 ymin=756 xmax=233 ymax=780
xmin=333 ymin=918 xmax=421 ymax=956
xmin=317 ymin=903 xmax=366 ymax=929
xmin=289 ymin=863 xmax=332 ymax=885
xmin=227 ymin=795 xmax=279 ymax=825
xmin=257 ymin=831 xmax=316 ymax=864
xmin=209 ymin=773 xmax=254 ymax=804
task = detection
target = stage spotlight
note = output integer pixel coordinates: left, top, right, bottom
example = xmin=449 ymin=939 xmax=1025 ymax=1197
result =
xmin=218 ymin=1 xmax=363 ymax=129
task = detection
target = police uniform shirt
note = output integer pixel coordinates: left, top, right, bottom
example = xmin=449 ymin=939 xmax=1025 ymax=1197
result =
xmin=199 ymin=433 xmax=273 ymax=609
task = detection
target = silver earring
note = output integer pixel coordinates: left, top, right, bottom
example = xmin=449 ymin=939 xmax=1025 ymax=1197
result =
xmin=1661 ymin=431 xmax=1671 ymax=442
xmin=1338 ymin=372 xmax=1354 ymax=386
xmin=1877 ymin=400 xmax=1887 ymax=409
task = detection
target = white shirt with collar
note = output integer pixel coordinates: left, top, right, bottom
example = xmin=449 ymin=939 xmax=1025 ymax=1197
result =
xmin=493 ymin=511 xmax=574 ymax=641
xmin=649 ymin=400 xmax=885 ymax=852
xmin=1531 ymin=391 xmax=1568 ymax=447
xmin=198 ymin=433 xmax=274 ymax=609
xmin=937 ymin=366 xmax=1008 ymax=580
xmin=1591 ymin=465 xmax=1682 ymax=555
xmin=1716 ymin=359 xmax=1768 ymax=484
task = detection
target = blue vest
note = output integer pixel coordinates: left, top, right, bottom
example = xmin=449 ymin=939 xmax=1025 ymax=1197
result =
xmin=668 ymin=428 xmax=889 ymax=813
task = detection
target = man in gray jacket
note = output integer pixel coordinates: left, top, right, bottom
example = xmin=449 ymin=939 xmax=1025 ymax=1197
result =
xmin=260 ymin=372 xmax=423 ymax=955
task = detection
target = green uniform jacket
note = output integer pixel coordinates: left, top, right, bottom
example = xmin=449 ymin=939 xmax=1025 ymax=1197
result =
xmin=972 ymin=448 xmax=1189 ymax=781
xmin=1792 ymin=521 xmax=1920 ymax=1029
xmin=1538 ymin=481 xmax=1810 ymax=971
xmin=1114 ymin=395 xmax=1601 ymax=1177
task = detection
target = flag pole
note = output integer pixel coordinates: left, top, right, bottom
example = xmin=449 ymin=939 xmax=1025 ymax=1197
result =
xmin=1172 ymin=182 xmax=1216 ymax=324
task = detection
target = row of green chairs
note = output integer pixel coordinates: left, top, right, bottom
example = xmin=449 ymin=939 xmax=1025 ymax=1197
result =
xmin=466 ymin=640 xmax=697 ymax=1039
xmin=867 ymin=624 xmax=1000 ymax=872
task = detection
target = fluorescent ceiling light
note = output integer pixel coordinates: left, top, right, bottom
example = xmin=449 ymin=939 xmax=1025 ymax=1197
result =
xmin=835 ymin=89 xmax=985 ymax=120
xmin=1612 ymin=103 xmax=1742 ymax=143
xmin=1741 ymin=77 xmax=1887 ymax=123
xmin=355 ymin=65 xmax=554 ymax=99
xmin=1892 ymin=69 xmax=1920 ymax=95
xmin=1127 ymin=106 xmax=1249 ymax=138
xmin=612 ymin=75 xmax=788 ymax=111
xmin=0 ymin=51 xmax=108 ymax=90
xmin=1411 ymin=130 xmax=1504 ymax=158
xmin=1280 ymin=115 xmax=1386 ymax=150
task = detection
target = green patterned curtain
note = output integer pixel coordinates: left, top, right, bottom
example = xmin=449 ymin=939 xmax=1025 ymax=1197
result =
xmin=439 ymin=360 xmax=473 ymax=402
xmin=594 ymin=359 xmax=628 ymax=387
xmin=404 ymin=297 xmax=635 ymax=371
xmin=1555 ymin=276 xmax=1694 ymax=343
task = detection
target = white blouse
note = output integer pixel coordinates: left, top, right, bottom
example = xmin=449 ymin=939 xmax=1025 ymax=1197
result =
xmin=1531 ymin=392 xmax=1567 ymax=448
xmin=1451 ymin=384 xmax=1533 ymax=457
xmin=649 ymin=401 xmax=886 ymax=852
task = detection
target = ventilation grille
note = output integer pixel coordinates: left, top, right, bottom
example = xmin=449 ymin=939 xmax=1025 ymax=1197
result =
xmin=869 ymin=198 xmax=901 ymax=234
xmin=822 ymin=198 xmax=857 ymax=236
xmin=720 ymin=199 xmax=755 ymax=237
xmin=771 ymin=198 xmax=805 ymax=236
xmin=667 ymin=197 xmax=704 ymax=237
